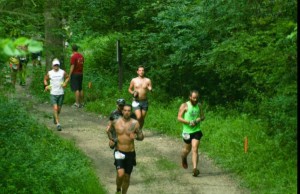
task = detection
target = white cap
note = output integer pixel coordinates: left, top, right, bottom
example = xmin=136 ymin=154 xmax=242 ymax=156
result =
xmin=52 ymin=58 xmax=60 ymax=66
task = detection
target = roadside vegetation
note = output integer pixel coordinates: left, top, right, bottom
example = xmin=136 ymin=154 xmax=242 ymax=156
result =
xmin=0 ymin=94 xmax=107 ymax=194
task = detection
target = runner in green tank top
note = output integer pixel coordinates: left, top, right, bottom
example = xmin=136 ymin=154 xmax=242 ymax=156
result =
xmin=182 ymin=101 xmax=201 ymax=134
xmin=177 ymin=90 xmax=205 ymax=177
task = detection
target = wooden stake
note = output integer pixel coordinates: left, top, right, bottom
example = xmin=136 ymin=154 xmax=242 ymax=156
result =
xmin=88 ymin=81 xmax=92 ymax=89
xmin=244 ymin=136 xmax=248 ymax=153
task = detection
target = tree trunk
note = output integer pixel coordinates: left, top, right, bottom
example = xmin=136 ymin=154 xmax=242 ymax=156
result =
xmin=44 ymin=0 xmax=64 ymax=71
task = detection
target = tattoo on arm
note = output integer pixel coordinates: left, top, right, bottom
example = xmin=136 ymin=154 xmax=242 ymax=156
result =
xmin=107 ymin=127 xmax=114 ymax=140
xmin=107 ymin=121 xmax=117 ymax=141
xmin=129 ymin=122 xmax=136 ymax=132
xmin=135 ymin=122 xmax=144 ymax=141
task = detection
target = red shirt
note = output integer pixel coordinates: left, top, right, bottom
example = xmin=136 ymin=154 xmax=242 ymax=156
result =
xmin=70 ymin=52 xmax=84 ymax=74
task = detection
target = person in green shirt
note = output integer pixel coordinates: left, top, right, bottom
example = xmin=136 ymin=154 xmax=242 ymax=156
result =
xmin=177 ymin=90 xmax=205 ymax=177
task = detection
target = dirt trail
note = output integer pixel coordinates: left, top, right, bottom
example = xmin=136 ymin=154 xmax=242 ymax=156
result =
xmin=14 ymin=77 xmax=250 ymax=194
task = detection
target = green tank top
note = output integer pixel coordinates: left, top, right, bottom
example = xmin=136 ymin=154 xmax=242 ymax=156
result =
xmin=183 ymin=101 xmax=201 ymax=133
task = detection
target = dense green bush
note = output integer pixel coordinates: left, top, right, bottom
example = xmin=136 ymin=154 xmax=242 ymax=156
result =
xmin=80 ymin=34 xmax=121 ymax=74
xmin=0 ymin=95 xmax=106 ymax=194
xmin=259 ymin=94 xmax=297 ymax=134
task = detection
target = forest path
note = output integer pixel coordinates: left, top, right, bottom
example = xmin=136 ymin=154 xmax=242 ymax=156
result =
xmin=13 ymin=73 xmax=250 ymax=194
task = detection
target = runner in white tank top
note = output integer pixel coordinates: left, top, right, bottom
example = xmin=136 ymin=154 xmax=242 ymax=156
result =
xmin=44 ymin=58 xmax=69 ymax=131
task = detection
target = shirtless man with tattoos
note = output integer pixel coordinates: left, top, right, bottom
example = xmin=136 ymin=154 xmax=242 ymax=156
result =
xmin=107 ymin=104 xmax=144 ymax=194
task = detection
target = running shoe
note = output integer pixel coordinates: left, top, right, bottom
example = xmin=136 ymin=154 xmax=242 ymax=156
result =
xmin=56 ymin=124 xmax=62 ymax=131
xmin=182 ymin=156 xmax=188 ymax=169
xmin=193 ymin=168 xmax=200 ymax=177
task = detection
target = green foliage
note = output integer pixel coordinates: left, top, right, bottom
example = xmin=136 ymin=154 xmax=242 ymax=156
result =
xmin=0 ymin=0 xmax=44 ymax=39
xmin=144 ymin=98 xmax=182 ymax=136
xmin=84 ymin=83 xmax=134 ymax=116
xmin=28 ymin=66 xmax=50 ymax=102
xmin=258 ymin=87 xmax=297 ymax=135
xmin=80 ymin=34 xmax=121 ymax=74
xmin=0 ymin=95 xmax=106 ymax=193
xmin=0 ymin=37 xmax=43 ymax=58
xmin=0 ymin=62 xmax=14 ymax=89
xmin=200 ymin=111 xmax=297 ymax=193
xmin=0 ymin=37 xmax=43 ymax=88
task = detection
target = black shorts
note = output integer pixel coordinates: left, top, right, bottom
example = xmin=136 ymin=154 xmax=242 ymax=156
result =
xmin=70 ymin=74 xmax=83 ymax=92
xmin=183 ymin=131 xmax=203 ymax=144
xmin=114 ymin=150 xmax=136 ymax=175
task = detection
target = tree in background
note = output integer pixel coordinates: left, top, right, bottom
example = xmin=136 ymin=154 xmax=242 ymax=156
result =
xmin=44 ymin=0 xmax=64 ymax=70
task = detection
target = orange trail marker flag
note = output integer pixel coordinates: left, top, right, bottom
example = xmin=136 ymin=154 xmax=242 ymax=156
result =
xmin=244 ymin=136 xmax=248 ymax=153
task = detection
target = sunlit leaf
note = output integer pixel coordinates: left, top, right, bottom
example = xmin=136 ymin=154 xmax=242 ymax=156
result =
xmin=14 ymin=37 xmax=29 ymax=46
xmin=28 ymin=40 xmax=43 ymax=53
xmin=3 ymin=43 xmax=15 ymax=56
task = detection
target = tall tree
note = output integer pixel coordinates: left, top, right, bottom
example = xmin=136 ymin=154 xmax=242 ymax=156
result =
xmin=44 ymin=0 xmax=64 ymax=70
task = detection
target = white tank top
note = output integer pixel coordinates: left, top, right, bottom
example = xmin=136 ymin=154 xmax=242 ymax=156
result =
xmin=49 ymin=69 xmax=65 ymax=95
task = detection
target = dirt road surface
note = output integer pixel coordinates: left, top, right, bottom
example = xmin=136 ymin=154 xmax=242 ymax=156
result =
xmin=14 ymin=82 xmax=250 ymax=194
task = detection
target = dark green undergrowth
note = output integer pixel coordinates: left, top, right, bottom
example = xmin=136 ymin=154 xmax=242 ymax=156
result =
xmin=0 ymin=94 xmax=106 ymax=194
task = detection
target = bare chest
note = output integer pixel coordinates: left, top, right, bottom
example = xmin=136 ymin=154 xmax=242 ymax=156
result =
xmin=116 ymin=120 xmax=136 ymax=135
xmin=134 ymin=78 xmax=149 ymax=89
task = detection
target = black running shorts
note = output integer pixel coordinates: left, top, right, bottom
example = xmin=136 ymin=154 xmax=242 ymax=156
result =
xmin=114 ymin=150 xmax=136 ymax=175
xmin=183 ymin=130 xmax=203 ymax=144
xmin=70 ymin=74 xmax=83 ymax=92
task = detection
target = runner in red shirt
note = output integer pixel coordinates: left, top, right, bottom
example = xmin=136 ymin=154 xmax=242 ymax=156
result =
xmin=69 ymin=44 xmax=84 ymax=108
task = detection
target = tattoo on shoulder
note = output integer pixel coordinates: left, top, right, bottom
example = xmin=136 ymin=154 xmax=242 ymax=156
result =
xmin=129 ymin=121 xmax=137 ymax=132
